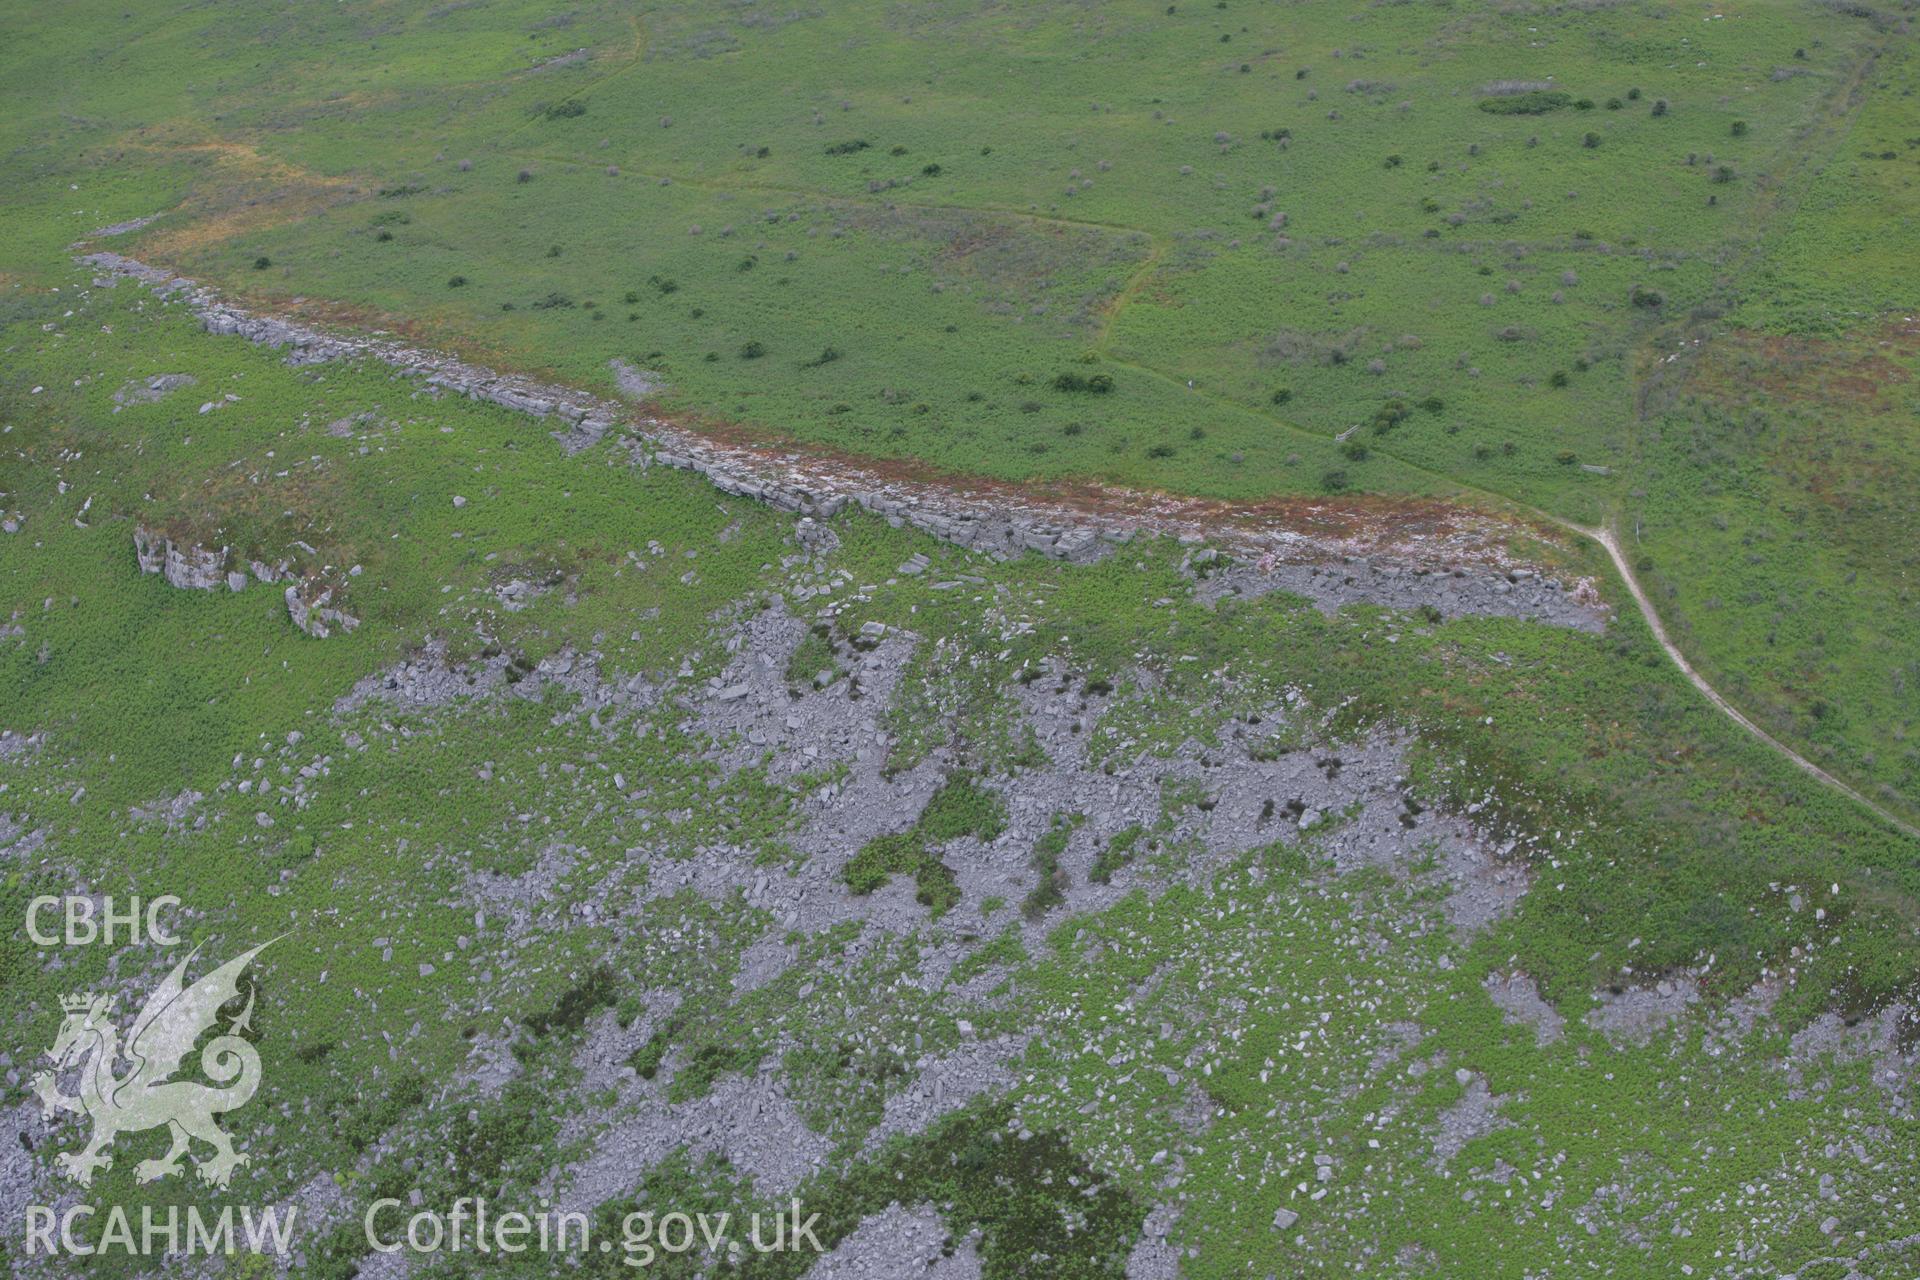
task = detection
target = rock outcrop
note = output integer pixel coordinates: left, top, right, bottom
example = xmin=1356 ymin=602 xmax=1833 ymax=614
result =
xmin=133 ymin=525 xmax=226 ymax=590
xmin=132 ymin=526 xmax=360 ymax=636
xmin=111 ymin=372 xmax=196 ymax=408
xmin=284 ymin=584 xmax=360 ymax=639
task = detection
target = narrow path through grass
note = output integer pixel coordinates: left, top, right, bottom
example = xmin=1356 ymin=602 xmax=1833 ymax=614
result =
xmin=1563 ymin=518 xmax=1920 ymax=842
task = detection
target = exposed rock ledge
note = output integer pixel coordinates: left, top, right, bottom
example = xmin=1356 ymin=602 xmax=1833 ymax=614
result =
xmin=86 ymin=251 xmax=1608 ymax=631
xmin=133 ymin=525 xmax=226 ymax=590
xmin=132 ymin=525 xmax=356 ymax=636
xmin=284 ymin=584 xmax=360 ymax=639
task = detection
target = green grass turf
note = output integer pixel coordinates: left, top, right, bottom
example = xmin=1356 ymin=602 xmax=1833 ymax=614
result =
xmin=7 ymin=0 xmax=1912 ymax=818
xmin=4 ymin=8 xmax=1920 ymax=1268
xmin=3 ymin=244 xmax=1919 ymax=1273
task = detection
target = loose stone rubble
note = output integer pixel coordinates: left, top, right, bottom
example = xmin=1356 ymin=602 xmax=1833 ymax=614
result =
xmin=1585 ymin=977 xmax=1701 ymax=1048
xmin=396 ymin=602 xmax=1548 ymax=1240
xmin=1431 ymin=1069 xmax=1515 ymax=1168
xmin=1193 ymin=553 xmax=1604 ymax=631
xmin=556 ymin=1056 xmax=835 ymax=1211
xmin=1483 ymin=971 xmax=1566 ymax=1046
xmin=111 ymin=372 xmax=196 ymax=408
xmin=798 ymin=1204 xmax=982 ymax=1280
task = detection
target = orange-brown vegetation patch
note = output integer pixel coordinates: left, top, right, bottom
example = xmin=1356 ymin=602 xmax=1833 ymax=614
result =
xmin=670 ymin=407 xmax=1566 ymax=573
xmin=1697 ymin=319 xmax=1920 ymax=411
xmin=271 ymin=295 xmax=528 ymax=373
xmin=102 ymin=125 xmax=354 ymax=258
xmin=939 ymin=224 xmax=1018 ymax=262
xmin=148 ymin=436 xmax=351 ymax=557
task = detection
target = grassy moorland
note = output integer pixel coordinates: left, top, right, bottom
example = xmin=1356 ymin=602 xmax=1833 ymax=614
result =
xmin=2 ymin=265 xmax=1918 ymax=1275
xmin=3 ymin=0 xmax=1911 ymax=820
xmin=0 ymin=0 xmax=1860 ymax=498
xmin=3 ymin=3 xmax=1920 ymax=1275
xmin=1625 ymin=32 xmax=1920 ymax=821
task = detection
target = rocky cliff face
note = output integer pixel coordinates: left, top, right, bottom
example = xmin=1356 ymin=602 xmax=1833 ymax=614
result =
xmin=132 ymin=525 xmax=227 ymax=590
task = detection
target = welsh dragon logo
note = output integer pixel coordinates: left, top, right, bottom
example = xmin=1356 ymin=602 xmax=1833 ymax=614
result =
xmin=32 ymin=942 xmax=273 ymax=1189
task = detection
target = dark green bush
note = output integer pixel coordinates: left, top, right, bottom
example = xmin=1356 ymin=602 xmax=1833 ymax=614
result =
xmin=920 ymin=775 xmax=1008 ymax=843
xmin=1478 ymin=90 xmax=1571 ymax=115
xmin=1089 ymin=824 xmax=1145 ymax=885
xmin=1371 ymin=399 xmax=1410 ymax=434
xmin=525 ymin=965 xmax=617 ymax=1038
xmin=1051 ymin=370 xmax=1114 ymax=393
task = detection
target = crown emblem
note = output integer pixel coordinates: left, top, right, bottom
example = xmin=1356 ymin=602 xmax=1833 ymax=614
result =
xmin=60 ymin=992 xmax=97 ymax=1013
